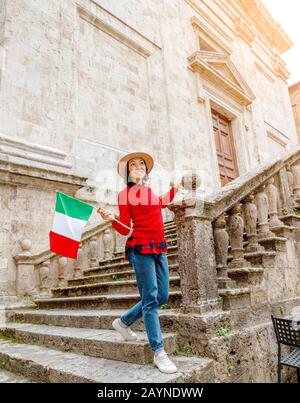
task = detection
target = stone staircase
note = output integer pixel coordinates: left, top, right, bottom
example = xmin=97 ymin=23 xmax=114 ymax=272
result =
xmin=2 ymin=147 xmax=300 ymax=383
xmin=0 ymin=221 xmax=215 ymax=383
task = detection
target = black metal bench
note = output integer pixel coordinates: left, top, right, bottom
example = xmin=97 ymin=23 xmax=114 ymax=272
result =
xmin=271 ymin=315 xmax=300 ymax=383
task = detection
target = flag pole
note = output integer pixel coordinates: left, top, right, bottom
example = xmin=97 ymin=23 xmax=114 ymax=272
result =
xmin=112 ymin=217 xmax=131 ymax=231
xmin=96 ymin=205 xmax=131 ymax=231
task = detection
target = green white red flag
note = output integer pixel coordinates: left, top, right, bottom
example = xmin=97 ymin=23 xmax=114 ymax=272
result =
xmin=49 ymin=191 xmax=94 ymax=259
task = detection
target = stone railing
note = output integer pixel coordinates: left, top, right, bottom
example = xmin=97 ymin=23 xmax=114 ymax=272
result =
xmin=169 ymin=145 xmax=300 ymax=328
xmin=13 ymin=220 xmax=126 ymax=298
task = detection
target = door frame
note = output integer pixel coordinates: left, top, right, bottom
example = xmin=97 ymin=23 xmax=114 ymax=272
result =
xmin=204 ymin=93 xmax=250 ymax=187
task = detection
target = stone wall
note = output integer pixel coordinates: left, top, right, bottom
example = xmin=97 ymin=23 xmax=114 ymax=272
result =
xmin=0 ymin=0 xmax=298 ymax=193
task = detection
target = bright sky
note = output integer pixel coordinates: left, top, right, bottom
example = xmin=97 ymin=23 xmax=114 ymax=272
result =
xmin=262 ymin=0 xmax=300 ymax=85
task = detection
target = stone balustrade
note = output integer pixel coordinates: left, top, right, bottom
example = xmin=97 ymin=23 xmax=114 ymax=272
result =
xmin=13 ymin=221 xmax=122 ymax=298
xmin=168 ymin=146 xmax=300 ymax=329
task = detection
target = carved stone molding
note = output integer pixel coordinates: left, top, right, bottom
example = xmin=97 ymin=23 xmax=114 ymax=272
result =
xmin=190 ymin=15 xmax=232 ymax=55
xmin=188 ymin=51 xmax=256 ymax=105
xmin=77 ymin=3 xmax=161 ymax=58
xmin=234 ymin=17 xmax=255 ymax=45
xmin=228 ymin=0 xmax=292 ymax=54
xmin=274 ymin=56 xmax=290 ymax=82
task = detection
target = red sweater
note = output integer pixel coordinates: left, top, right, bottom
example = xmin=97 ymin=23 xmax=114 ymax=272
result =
xmin=112 ymin=183 xmax=175 ymax=240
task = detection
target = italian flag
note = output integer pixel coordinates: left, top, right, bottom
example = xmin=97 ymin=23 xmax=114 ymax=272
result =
xmin=49 ymin=191 xmax=94 ymax=259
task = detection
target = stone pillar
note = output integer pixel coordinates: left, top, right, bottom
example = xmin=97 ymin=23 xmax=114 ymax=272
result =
xmin=16 ymin=262 xmax=37 ymax=297
xmin=73 ymin=247 xmax=83 ymax=279
xmin=243 ymin=194 xmax=263 ymax=252
xmin=39 ymin=260 xmax=50 ymax=298
xmin=89 ymin=236 xmax=98 ymax=268
xmin=278 ymin=166 xmax=295 ymax=214
xmin=58 ymin=256 xmax=68 ymax=285
xmin=255 ymin=185 xmax=273 ymax=238
xmin=265 ymin=177 xmax=284 ymax=227
xmin=214 ymin=213 xmax=234 ymax=288
xmin=291 ymin=163 xmax=300 ymax=206
xmin=168 ymin=174 xmax=220 ymax=314
xmin=103 ymin=229 xmax=112 ymax=260
xmin=227 ymin=203 xmax=248 ymax=268
xmin=286 ymin=164 xmax=294 ymax=199
xmin=15 ymin=240 xmax=38 ymax=297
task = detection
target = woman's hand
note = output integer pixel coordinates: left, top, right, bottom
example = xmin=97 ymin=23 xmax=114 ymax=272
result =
xmin=97 ymin=207 xmax=114 ymax=221
xmin=171 ymin=179 xmax=183 ymax=191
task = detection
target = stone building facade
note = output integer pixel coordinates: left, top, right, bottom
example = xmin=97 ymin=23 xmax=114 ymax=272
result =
xmin=0 ymin=1 xmax=300 ymax=384
xmin=289 ymin=82 xmax=300 ymax=143
xmin=0 ymin=1 xmax=298 ymax=301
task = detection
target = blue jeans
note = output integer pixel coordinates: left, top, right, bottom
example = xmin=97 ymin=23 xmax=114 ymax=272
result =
xmin=120 ymin=250 xmax=169 ymax=353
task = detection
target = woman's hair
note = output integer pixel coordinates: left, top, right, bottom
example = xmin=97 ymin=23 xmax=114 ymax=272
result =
xmin=124 ymin=159 xmax=149 ymax=187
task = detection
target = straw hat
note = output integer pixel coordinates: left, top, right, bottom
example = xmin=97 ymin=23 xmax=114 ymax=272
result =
xmin=117 ymin=151 xmax=154 ymax=178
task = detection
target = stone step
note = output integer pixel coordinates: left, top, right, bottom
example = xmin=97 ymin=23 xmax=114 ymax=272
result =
xmin=0 ymin=368 xmax=34 ymax=383
xmin=110 ymin=228 xmax=178 ymax=259
xmin=165 ymin=232 xmax=177 ymax=241
xmin=114 ymin=244 xmax=178 ymax=261
xmin=0 ymin=323 xmax=176 ymax=365
xmin=0 ymin=340 xmax=214 ymax=383
xmin=34 ymin=291 xmax=182 ymax=310
xmin=86 ymin=252 xmax=179 ymax=277
xmin=164 ymin=221 xmax=176 ymax=229
xmin=51 ymin=276 xmax=181 ymax=298
xmin=98 ymin=247 xmax=178 ymax=268
xmin=218 ymin=287 xmax=250 ymax=311
xmin=85 ymin=261 xmax=134 ymax=276
xmin=165 ymin=238 xmax=177 ymax=245
xmin=6 ymin=308 xmax=180 ymax=333
xmin=68 ymin=264 xmax=180 ymax=286
xmin=111 ymin=246 xmax=177 ymax=260
xmin=227 ymin=250 xmax=277 ymax=264
xmin=93 ymin=249 xmax=178 ymax=273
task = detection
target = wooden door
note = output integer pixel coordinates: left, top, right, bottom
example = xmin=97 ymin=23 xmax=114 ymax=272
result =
xmin=212 ymin=110 xmax=239 ymax=186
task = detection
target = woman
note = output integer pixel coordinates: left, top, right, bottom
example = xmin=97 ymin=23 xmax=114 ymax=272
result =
xmin=97 ymin=151 xmax=181 ymax=374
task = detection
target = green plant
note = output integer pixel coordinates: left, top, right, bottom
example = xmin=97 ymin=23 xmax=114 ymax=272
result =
xmin=160 ymin=304 xmax=171 ymax=310
xmin=15 ymin=316 xmax=25 ymax=323
xmin=279 ymin=305 xmax=285 ymax=317
xmin=183 ymin=341 xmax=193 ymax=356
xmin=112 ymin=274 xmax=122 ymax=282
xmin=0 ymin=334 xmax=22 ymax=344
xmin=217 ymin=327 xmax=230 ymax=337
xmin=227 ymin=361 xmax=234 ymax=374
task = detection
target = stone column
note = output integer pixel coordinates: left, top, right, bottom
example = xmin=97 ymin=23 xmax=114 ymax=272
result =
xmin=73 ymin=247 xmax=83 ymax=279
xmin=58 ymin=256 xmax=68 ymax=285
xmin=291 ymin=163 xmax=300 ymax=206
xmin=227 ymin=203 xmax=249 ymax=268
xmin=265 ymin=177 xmax=283 ymax=227
xmin=214 ymin=213 xmax=234 ymax=288
xmin=103 ymin=229 xmax=112 ymax=260
xmin=168 ymin=174 xmax=220 ymax=314
xmin=243 ymin=194 xmax=263 ymax=252
xmin=39 ymin=260 xmax=50 ymax=298
xmin=89 ymin=236 xmax=99 ymax=268
xmin=0 ymin=223 xmax=13 ymax=301
xmin=255 ymin=185 xmax=273 ymax=238
xmin=278 ymin=166 xmax=295 ymax=214
xmin=15 ymin=240 xmax=39 ymax=297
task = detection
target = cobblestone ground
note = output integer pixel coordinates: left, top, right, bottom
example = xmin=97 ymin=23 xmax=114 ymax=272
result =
xmin=0 ymin=369 xmax=32 ymax=383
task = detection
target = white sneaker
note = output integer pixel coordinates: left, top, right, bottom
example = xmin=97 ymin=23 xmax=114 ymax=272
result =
xmin=153 ymin=350 xmax=178 ymax=374
xmin=112 ymin=318 xmax=138 ymax=341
